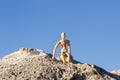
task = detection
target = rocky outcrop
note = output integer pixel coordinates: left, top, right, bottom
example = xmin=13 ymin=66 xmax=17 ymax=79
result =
xmin=0 ymin=48 xmax=120 ymax=80
xmin=111 ymin=70 xmax=120 ymax=76
xmin=3 ymin=48 xmax=46 ymax=59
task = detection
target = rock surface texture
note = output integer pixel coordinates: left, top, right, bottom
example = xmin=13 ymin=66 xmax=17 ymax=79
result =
xmin=0 ymin=48 xmax=120 ymax=80
xmin=111 ymin=70 xmax=120 ymax=76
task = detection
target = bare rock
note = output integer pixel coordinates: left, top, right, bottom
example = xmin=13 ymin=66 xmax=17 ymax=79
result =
xmin=0 ymin=48 xmax=120 ymax=80
xmin=111 ymin=70 xmax=120 ymax=76
xmin=3 ymin=48 xmax=46 ymax=59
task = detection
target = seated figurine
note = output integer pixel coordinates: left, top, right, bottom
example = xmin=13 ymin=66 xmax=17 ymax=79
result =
xmin=52 ymin=32 xmax=72 ymax=64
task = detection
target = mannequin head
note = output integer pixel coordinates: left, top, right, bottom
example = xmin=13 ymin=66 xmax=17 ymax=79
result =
xmin=61 ymin=32 xmax=66 ymax=40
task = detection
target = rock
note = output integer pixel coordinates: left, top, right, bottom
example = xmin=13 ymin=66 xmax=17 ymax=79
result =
xmin=3 ymin=48 xmax=46 ymax=59
xmin=0 ymin=48 xmax=120 ymax=80
xmin=111 ymin=70 xmax=120 ymax=76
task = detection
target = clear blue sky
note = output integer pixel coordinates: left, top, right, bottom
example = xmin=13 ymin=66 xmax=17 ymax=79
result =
xmin=0 ymin=0 xmax=120 ymax=71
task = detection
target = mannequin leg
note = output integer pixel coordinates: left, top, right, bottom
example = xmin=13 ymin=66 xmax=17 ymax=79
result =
xmin=61 ymin=52 xmax=67 ymax=64
xmin=66 ymin=52 xmax=71 ymax=63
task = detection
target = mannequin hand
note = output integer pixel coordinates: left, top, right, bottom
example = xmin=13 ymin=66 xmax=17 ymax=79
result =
xmin=52 ymin=56 xmax=55 ymax=60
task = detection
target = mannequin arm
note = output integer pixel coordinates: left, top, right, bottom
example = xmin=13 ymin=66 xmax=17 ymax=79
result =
xmin=67 ymin=40 xmax=71 ymax=54
xmin=52 ymin=41 xmax=60 ymax=59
